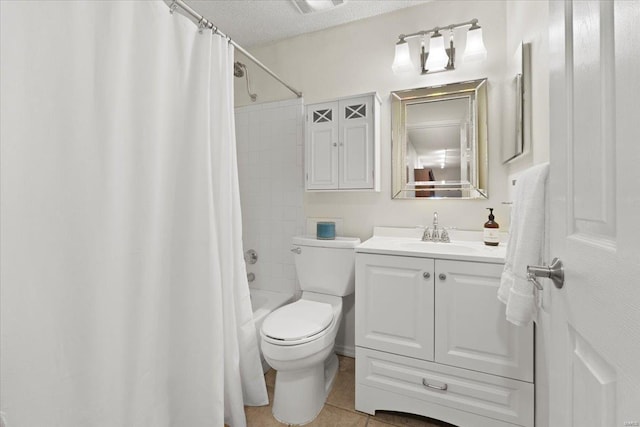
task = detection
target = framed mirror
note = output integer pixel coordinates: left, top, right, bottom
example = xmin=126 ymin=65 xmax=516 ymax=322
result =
xmin=391 ymin=79 xmax=488 ymax=199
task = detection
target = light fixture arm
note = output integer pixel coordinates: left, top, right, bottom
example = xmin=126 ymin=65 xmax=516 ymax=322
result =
xmin=395 ymin=18 xmax=480 ymax=42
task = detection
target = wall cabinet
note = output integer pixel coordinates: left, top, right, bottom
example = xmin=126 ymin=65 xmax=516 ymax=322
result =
xmin=305 ymin=93 xmax=380 ymax=191
xmin=355 ymin=253 xmax=534 ymax=427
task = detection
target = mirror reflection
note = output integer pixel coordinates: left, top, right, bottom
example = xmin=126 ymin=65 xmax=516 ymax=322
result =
xmin=392 ymin=79 xmax=488 ymax=199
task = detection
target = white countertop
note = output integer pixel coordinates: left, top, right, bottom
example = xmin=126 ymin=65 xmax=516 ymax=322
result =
xmin=355 ymin=227 xmax=507 ymax=264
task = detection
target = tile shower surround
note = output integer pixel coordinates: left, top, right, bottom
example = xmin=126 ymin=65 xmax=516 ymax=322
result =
xmin=235 ymin=99 xmax=305 ymax=297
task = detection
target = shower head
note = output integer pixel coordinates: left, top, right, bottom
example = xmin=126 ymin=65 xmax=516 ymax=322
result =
xmin=233 ymin=61 xmax=257 ymax=102
xmin=233 ymin=61 xmax=245 ymax=78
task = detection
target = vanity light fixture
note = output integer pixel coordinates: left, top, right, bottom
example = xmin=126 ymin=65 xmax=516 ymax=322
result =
xmin=425 ymin=30 xmax=449 ymax=72
xmin=392 ymin=18 xmax=487 ymax=75
xmin=392 ymin=37 xmax=414 ymax=74
xmin=463 ymin=21 xmax=488 ymax=62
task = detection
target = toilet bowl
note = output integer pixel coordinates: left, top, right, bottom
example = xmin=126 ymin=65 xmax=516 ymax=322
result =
xmin=260 ymin=235 xmax=360 ymax=425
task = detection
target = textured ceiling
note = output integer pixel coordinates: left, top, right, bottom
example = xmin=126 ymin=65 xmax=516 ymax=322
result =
xmin=183 ymin=0 xmax=431 ymax=47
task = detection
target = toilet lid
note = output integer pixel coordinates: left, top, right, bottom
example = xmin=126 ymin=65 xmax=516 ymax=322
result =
xmin=261 ymin=300 xmax=333 ymax=341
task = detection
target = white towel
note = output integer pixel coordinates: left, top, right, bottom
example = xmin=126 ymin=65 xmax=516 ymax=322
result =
xmin=498 ymin=163 xmax=549 ymax=326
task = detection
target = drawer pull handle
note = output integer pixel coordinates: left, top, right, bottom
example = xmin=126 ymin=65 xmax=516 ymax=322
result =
xmin=422 ymin=379 xmax=448 ymax=391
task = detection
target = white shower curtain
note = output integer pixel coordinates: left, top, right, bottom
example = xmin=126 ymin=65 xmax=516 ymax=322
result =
xmin=0 ymin=1 xmax=266 ymax=426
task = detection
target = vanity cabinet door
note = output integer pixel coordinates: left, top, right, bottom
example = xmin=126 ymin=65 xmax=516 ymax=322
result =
xmin=306 ymin=101 xmax=339 ymax=189
xmin=356 ymin=254 xmax=435 ymax=361
xmin=434 ymin=259 xmax=534 ymax=382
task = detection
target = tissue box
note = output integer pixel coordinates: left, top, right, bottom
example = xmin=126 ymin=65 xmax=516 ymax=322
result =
xmin=316 ymin=222 xmax=336 ymax=240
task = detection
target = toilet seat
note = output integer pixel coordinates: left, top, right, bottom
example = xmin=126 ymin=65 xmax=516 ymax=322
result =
xmin=262 ymin=300 xmax=334 ymax=346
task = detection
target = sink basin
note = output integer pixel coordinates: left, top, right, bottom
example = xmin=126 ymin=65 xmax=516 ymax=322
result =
xmin=399 ymin=241 xmax=477 ymax=254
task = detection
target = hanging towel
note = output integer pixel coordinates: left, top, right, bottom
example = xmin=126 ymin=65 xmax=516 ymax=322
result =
xmin=498 ymin=163 xmax=550 ymax=326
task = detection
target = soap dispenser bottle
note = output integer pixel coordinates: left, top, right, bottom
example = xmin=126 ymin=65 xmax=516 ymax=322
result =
xmin=484 ymin=208 xmax=500 ymax=246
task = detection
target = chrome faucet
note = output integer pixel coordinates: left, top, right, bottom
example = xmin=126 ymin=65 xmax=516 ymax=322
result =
xmin=422 ymin=211 xmax=450 ymax=242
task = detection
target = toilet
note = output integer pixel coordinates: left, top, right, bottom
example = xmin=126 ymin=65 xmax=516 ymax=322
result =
xmin=260 ymin=235 xmax=360 ymax=425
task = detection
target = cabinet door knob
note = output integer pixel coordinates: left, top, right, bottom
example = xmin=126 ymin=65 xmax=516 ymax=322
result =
xmin=439 ymin=273 xmax=447 ymax=280
xmin=423 ymin=272 xmax=431 ymax=279
xmin=333 ymin=142 xmax=338 ymax=147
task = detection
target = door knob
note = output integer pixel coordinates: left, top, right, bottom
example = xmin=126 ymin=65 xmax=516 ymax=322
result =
xmin=439 ymin=273 xmax=446 ymax=280
xmin=423 ymin=272 xmax=431 ymax=279
xmin=527 ymin=258 xmax=564 ymax=289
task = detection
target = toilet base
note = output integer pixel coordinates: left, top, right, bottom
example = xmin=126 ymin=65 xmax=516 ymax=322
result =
xmin=272 ymin=353 xmax=339 ymax=425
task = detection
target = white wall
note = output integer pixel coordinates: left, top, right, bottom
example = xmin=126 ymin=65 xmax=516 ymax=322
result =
xmin=502 ymin=2 xmax=550 ymax=427
xmin=504 ymin=1 xmax=550 ymax=178
xmin=235 ymin=1 xmax=513 ymax=240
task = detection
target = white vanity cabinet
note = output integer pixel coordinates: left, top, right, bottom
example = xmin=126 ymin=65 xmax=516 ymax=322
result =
xmin=355 ymin=249 xmax=534 ymax=427
xmin=305 ymin=93 xmax=380 ymax=191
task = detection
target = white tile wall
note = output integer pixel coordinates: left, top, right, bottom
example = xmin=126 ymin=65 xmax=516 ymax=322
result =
xmin=235 ymin=98 xmax=305 ymax=296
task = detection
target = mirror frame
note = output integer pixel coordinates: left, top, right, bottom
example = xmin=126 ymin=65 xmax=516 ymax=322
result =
xmin=503 ymin=42 xmax=531 ymax=163
xmin=391 ymin=78 xmax=488 ymax=199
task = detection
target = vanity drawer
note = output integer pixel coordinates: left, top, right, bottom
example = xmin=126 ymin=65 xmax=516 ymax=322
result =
xmin=356 ymin=347 xmax=534 ymax=427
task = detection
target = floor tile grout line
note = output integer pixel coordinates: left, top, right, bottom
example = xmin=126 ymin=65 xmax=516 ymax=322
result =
xmin=323 ymin=401 xmax=370 ymax=420
xmin=324 ymin=401 xmax=359 ymax=413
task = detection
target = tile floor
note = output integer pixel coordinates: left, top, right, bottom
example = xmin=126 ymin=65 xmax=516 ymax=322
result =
xmin=245 ymin=355 xmax=456 ymax=427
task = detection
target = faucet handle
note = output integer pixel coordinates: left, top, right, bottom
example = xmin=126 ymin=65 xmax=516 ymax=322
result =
xmin=422 ymin=227 xmax=432 ymax=241
xmin=439 ymin=229 xmax=450 ymax=243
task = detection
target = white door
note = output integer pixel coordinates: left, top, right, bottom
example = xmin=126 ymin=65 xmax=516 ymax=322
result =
xmin=306 ymin=101 xmax=339 ymax=189
xmin=547 ymin=1 xmax=640 ymax=426
xmin=339 ymin=96 xmax=374 ymax=189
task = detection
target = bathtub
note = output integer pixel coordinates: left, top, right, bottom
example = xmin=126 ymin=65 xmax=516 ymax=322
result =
xmin=250 ymin=288 xmax=295 ymax=373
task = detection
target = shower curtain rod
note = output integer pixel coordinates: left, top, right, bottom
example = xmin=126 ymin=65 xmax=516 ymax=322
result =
xmin=169 ymin=0 xmax=303 ymax=98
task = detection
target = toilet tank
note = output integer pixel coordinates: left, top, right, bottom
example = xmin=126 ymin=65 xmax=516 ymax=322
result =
xmin=291 ymin=235 xmax=361 ymax=296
